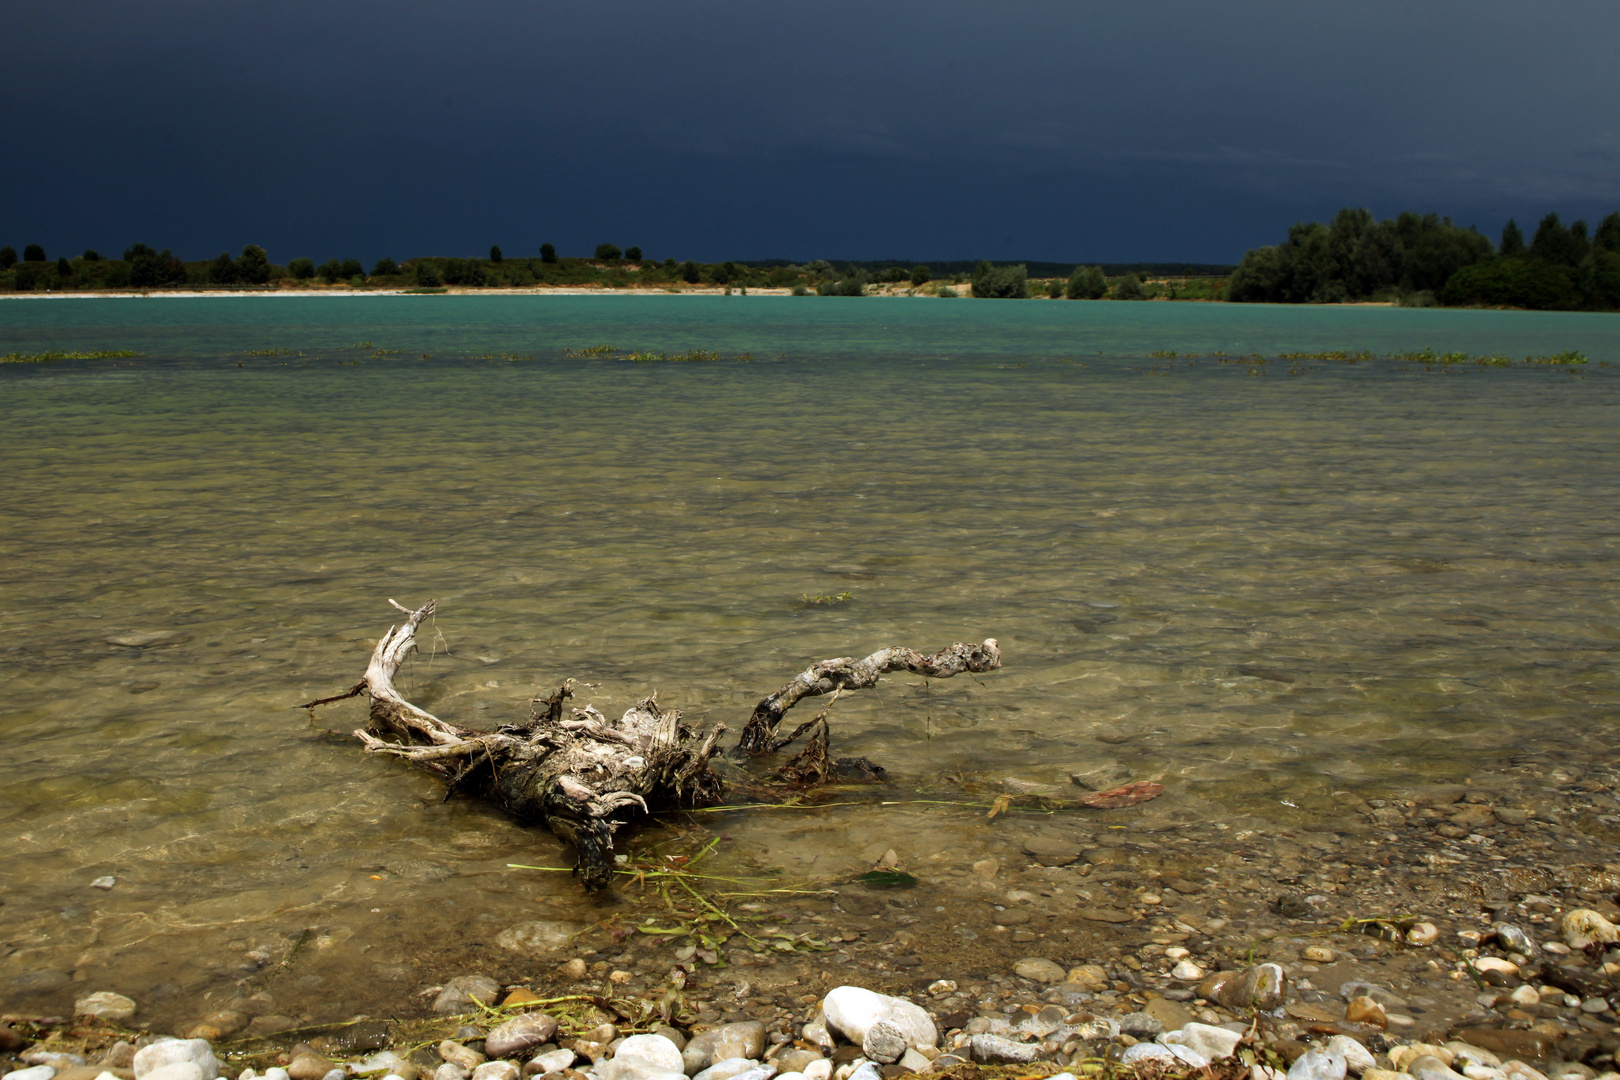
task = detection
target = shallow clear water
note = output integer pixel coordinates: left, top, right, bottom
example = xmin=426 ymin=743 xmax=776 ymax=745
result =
xmin=3 ymin=295 xmax=1619 ymax=1026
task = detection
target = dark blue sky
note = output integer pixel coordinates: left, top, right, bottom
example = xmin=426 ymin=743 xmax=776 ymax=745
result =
xmin=8 ymin=1 xmax=1620 ymax=265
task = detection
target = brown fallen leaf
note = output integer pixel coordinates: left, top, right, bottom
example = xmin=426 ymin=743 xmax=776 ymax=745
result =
xmin=1077 ymin=780 xmax=1166 ymax=808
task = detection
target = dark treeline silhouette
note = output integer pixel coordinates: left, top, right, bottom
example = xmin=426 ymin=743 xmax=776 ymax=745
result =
xmin=1230 ymin=208 xmax=1620 ymax=310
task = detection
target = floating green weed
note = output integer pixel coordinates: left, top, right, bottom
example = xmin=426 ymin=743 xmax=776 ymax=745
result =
xmin=244 ymin=348 xmax=288 ymax=357
xmin=565 ymin=343 xmax=618 ymax=357
xmin=2 ymin=350 xmax=142 ymax=364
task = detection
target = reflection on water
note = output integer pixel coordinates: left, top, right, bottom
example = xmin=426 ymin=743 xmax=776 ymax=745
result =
xmin=1 ymin=296 xmax=1618 ymax=1028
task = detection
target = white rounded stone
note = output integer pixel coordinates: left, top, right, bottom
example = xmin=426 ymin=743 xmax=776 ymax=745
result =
xmin=133 ymin=1041 xmax=221 ymax=1080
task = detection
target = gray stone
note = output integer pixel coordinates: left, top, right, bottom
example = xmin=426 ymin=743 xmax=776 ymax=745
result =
xmin=835 ymin=891 xmax=883 ymax=917
xmin=470 ymin=1066 xmax=519 ymax=1080
xmin=142 ymin=1066 xmax=203 ymax=1080
xmin=771 ymin=1055 xmax=819 ymax=1076
xmin=1324 ymin=1037 xmax=1375 ymax=1076
xmin=1022 ymin=837 xmax=1081 ymax=867
xmin=438 ymin=1044 xmax=485 ymax=1072
xmin=6 ymin=1069 xmax=58 ymax=1080
xmin=1013 ymin=958 xmax=1066 ymax=984
xmin=862 ymin=1023 xmax=907 ymax=1065
xmin=494 ymin=922 xmax=582 ymax=955
xmin=1288 ymin=1050 xmax=1347 ymax=1080
xmin=12 ymin=970 xmax=72 ymax=994
xmin=1203 ymin=964 xmax=1287 ymax=1010
xmin=433 ymin=976 xmax=502 ymax=1015
xmin=1337 ymin=981 xmax=1406 ymax=1009
xmin=821 ymin=987 xmax=937 ymax=1050
xmin=433 ymin=1068 xmax=467 ymax=1080
xmin=1161 ymin=1023 xmax=1242 ymax=1062
xmin=596 ymin=1036 xmax=684 ymax=1080
xmin=690 ymin=1062 xmax=766 ymax=1080
xmin=1493 ymin=924 xmax=1535 ymax=954
xmin=132 ymin=1041 xmax=221 ymax=1080
xmin=969 ymin=1035 xmax=1040 ymax=1066
xmin=683 ymin=1025 xmax=766 ymax=1073
xmin=1142 ymin=998 xmax=1197 ymax=1031
xmin=485 ymin=1015 xmax=559 ymax=1060
xmin=524 ymin=1052 xmax=572 ymax=1077
xmin=1118 ymin=1013 xmax=1163 ymax=1038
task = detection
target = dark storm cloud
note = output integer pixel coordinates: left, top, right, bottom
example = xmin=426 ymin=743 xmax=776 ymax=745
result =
xmin=6 ymin=1 xmax=1618 ymax=263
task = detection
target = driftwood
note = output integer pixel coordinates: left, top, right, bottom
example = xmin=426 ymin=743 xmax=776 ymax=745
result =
xmin=304 ymin=598 xmax=1001 ymax=888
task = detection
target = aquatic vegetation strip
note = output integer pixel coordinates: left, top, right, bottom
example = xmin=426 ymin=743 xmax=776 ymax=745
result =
xmin=1 ymin=350 xmax=142 ymax=363
xmin=1147 ymin=348 xmax=1593 ymax=365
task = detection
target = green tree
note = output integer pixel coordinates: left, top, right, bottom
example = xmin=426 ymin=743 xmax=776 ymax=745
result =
xmin=662 ymin=257 xmax=676 ymax=269
xmin=372 ymin=257 xmax=399 ymax=276
xmin=340 ymin=258 xmax=364 ymax=279
xmin=210 ymin=252 xmax=239 ymax=284
xmin=126 ymin=246 xmax=186 ymax=287
xmin=1112 ymin=273 xmax=1146 ymax=300
xmin=23 ymin=244 xmax=45 ymax=262
xmin=83 ymin=249 xmax=102 ymax=262
xmin=595 ymin=243 xmax=621 ymax=261
xmin=1500 ymin=219 xmax=1526 ymax=257
xmin=1578 ymin=250 xmax=1620 ymax=309
xmin=539 ymin=243 xmax=557 ymax=263
xmin=0 ymin=246 xmax=15 ymax=269
xmin=680 ymin=260 xmax=700 ymax=283
xmin=288 ymin=257 xmax=316 ymax=280
xmin=489 ymin=245 xmax=503 ymax=263
xmin=971 ymin=260 xmax=1027 ymax=298
xmin=1530 ymin=213 xmax=1584 ymax=266
xmin=1065 ymin=265 xmax=1107 ymax=299
xmin=238 ymin=245 xmax=271 ymax=284
xmin=910 ymin=264 xmax=932 ymax=286
xmin=57 ymin=256 xmax=71 ymax=277
xmin=1595 ymin=213 xmax=1620 ymax=254
xmin=318 ymin=259 xmax=343 ymax=283
xmin=625 ymin=246 xmax=642 ymax=262
xmin=415 ymin=261 xmax=443 ymax=287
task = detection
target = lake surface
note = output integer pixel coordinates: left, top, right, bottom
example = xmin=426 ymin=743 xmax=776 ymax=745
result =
xmin=3 ymin=295 xmax=1618 ymax=1029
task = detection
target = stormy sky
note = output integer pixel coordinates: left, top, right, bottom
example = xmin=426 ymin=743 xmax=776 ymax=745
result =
xmin=8 ymin=1 xmax=1620 ymax=265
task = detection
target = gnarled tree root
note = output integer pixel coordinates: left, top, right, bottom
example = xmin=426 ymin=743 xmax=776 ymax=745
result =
xmin=303 ymin=599 xmax=1003 ymax=889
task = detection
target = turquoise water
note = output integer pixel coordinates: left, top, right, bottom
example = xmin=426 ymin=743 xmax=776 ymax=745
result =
xmin=2 ymin=295 xmax=1618 ymax=1025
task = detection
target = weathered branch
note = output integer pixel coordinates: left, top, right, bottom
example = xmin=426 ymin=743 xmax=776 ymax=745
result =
xmin=738 ymin=638 xmax=1002 ymax=756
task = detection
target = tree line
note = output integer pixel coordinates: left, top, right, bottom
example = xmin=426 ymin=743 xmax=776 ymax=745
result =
xmin=1227 ymin=208 xmax=1620 ymax=310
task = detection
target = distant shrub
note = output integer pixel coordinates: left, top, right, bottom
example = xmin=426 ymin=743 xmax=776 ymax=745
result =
xmin=288 ymin=258 xmax=316 ymax=280
xmin=0 ymin=246 xmax=15 ymax=269
xmin=318 ymin=259 xmax=343 ymax=283
xmin=415 ymin=261 xmax=443 ymax=287
xmin=1441 ymin=257 xmax=1575 ymax=310
xmin=911 ymin=264 xmax=932 ymax=285
xmin=489 ymin=245 xmax=503 ymax=263
xmin=340 ymin=258 xmax=364 ymax=280
xmin=1066 ymin=265 xmax=1107 ymax=299
xmin=595 ymin=243 xmax=621 ymax=261
xmin=83 ymin=249 xmax=101 ymax=262
xmin=817 ymin=272 xmax=867 ymax=296
xmin=1112 ymin=273 xmax=1146 ymax=300
xmin=971 ymin=261 xmax=1027 ymax=298
xmin=539 ymin=243 xmax=557 ymax=263
xmin=625 ymin=246 xmax=642 ymax=262
xmin=442 ymin=259 xmax=487 ymax=286
xmin=936 ymin=285 xmax=958 ymax=297
xmin=23 ymin=244 xmax=45 ymax=262
xmin=663 ymin=257 xmax=676 ymax=269
xmin=680 ymin=260 xmax=700 ymax=283
xmin=57 ymin=256 xmax=71 ymax=276
xmin=371 ymin=257 xmax=399 ymax=277
xmin=791 ymin=284 xmax=809 ymax=296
